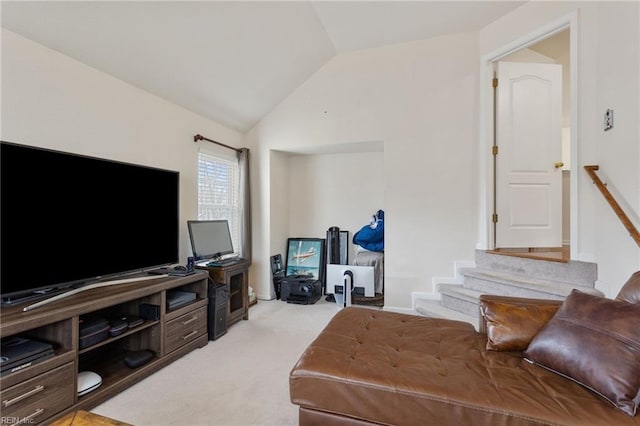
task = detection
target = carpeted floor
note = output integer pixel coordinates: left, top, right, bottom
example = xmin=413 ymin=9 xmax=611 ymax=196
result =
xmin=92 ymin=298 xmax=342 ymax=426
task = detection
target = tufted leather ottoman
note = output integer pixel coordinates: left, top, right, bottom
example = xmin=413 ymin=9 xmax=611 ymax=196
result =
xmin=290 ymin=307 xmax=640 ymax=425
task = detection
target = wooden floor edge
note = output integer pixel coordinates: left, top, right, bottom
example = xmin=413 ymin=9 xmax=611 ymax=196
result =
xmin=485 ymin=249 xmax=569 ymax=263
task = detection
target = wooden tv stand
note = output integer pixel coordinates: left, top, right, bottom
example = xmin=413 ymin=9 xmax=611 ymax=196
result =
xmin=0 ymin=272 xmax=209 ymax=425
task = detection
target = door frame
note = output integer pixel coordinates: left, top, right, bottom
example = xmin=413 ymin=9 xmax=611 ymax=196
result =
xmin=477 ymin=11 xmax=579 ymax=258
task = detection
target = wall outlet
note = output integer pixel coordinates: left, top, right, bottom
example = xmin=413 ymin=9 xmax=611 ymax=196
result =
xmin=604 ymin=108 xmax=614 ymax=131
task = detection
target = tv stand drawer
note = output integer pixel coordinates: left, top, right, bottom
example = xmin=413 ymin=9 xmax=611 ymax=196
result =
xmin=1 ymin=362 xmax=74 ymax=425
xmin=164 ymin=307 xmax=207 ymax=354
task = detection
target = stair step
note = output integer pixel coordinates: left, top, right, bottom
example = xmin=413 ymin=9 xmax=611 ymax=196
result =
xmin=437 ymin=284 xmax=483 ymax=317
xmin=419 ymin=250 xmax=600 ymax=334
xmin=474 ymin=250 xmax=597 ymax=286
xmin=438 ymin=284 xmax=484 ymax=301
xmin=414 ymin=298 xmax=477 ymax=329
xmin=462 ymin=268 xmax=604 ymax=299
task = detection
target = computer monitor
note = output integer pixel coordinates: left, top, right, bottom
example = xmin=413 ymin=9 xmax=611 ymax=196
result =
xmin=326 ymin=264 xmax=375 ymax=307
xmin=187 ymin=220 xmax=235 ymax=261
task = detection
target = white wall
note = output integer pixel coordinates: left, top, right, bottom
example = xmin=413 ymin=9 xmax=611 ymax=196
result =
xmin=480 ymin=1 xmax=639 ymax=296
xmin=287 ymin=151 xmax=384 ymax=256
xmin=1 ymin=29 xmax=245 ymax=264
xmin=247 ymin=33 xmax=479 ymax=309
xmin=501 ymin=47 xmax=555 ymax=63
xmin=269 ymin=150 xmax=291 ymax=271
xmin=592 ymin=2 xmax=640 ymax=296
xmin=260 ymin=150 xmax=384 ymax=300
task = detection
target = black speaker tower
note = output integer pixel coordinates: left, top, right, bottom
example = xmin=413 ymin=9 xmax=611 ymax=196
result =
xmin=327 ymin=226 xmax=341 ymax=265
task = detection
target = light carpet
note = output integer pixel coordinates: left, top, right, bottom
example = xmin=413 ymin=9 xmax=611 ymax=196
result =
xmin=92 ymin=298 xmax=342 ymax=426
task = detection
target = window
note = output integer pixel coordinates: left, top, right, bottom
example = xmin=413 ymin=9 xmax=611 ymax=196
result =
xmin=198 ymin=151 xmax=240 ymax=253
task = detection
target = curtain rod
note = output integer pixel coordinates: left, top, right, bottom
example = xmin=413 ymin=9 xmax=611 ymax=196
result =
xmin=194 ymin=134 xmax=242 ymax=153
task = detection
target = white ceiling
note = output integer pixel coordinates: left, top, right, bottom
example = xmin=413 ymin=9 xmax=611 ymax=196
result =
xmin=1 ymin=1 xmax=526 ymax=133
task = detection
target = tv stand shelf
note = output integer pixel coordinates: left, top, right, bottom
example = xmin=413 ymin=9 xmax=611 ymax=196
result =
xmin=77 ymin=319 xmax=159 ymax=355
xmin=0 ymin=272 xmax=209 ymax=425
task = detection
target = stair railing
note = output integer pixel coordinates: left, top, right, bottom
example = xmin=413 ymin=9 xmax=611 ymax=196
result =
xmin=584 ymin=165 xmax=640 ymax=247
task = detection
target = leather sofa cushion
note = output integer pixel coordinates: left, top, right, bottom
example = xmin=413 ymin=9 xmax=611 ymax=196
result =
xmin=290 ymin=307 xmax=640 ymax=425
xmin=525 ymin=290 xmax=640 ymax=416
xmin=480 ymin=295 xmax=562 ymax=351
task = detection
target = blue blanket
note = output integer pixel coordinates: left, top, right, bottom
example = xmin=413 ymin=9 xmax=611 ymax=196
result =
xmin=353 ymin=210 xmax=384 ymax=252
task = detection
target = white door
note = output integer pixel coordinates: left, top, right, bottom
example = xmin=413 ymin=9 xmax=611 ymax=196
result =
xmin=495 ymin=61 xmax=563 ymax=248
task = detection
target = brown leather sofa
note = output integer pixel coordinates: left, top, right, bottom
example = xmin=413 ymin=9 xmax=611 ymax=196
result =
xmin=290 ymin=273 xmax=640 ymax=425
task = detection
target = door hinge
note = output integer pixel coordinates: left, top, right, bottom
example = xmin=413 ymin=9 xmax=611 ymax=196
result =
xmin=492 ymin=146 xmax=498 ymax=156
xmin=492 ymin=77 xmax=498 ymax=88
xmin=492 ymin=213 xmax=498 ymax=223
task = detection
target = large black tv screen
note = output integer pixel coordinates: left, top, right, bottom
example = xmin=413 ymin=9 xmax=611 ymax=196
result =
xmin=1 ymin=141 xmax=179 ymax=300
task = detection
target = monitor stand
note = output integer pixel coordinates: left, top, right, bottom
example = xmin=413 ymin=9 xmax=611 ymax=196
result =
xmin=333 ymin=271 xmax=353 ymax=308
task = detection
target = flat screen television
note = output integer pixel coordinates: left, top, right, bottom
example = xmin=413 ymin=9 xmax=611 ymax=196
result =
xmin=187 ymin=220 xmax=234 ymax=262
xmin=0 ymin=141 xmax=179 ymax=304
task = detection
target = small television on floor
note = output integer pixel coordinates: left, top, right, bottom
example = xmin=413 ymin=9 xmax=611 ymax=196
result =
xmin=0 ymin=141 xmax=180 ymax=304
xmin=325 ymin=264 xmax=375 ymax=298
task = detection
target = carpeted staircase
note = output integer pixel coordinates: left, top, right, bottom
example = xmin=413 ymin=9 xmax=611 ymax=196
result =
xmin=415 ymin=250 xmax=600 ymax=328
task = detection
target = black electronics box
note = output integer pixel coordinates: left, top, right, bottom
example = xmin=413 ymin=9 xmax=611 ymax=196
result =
xmin=122 ymin=315 xmax=144 ymax=328
xmin=0 ymin=336 xmax=54 ymax=375
xmin=207 ymin=283 xmax=228 ymax=340
xmin=166 ymin=290 xmax=197 ymax=310
xmin=281 ymin=278 xmax=322 ymax=305
xmin=110 ymin=315 xmax=144 ymax=331
xmin=124 ymin=350 xmax=154 ymax=368
xmin=79 ymin=316 xmax=110 ymax=349
xmin=139 ymin=303 xmax=160 ymax=321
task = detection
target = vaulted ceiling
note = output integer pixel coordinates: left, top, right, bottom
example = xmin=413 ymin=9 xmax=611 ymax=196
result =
xmin=1 ymin=1 xmax=526 ymax=132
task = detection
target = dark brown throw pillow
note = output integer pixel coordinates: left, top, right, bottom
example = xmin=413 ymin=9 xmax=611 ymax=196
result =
xmin=481 ymin=295 xmax=562 ymax=351
xmin=525 ymin=289 xmax=640 ymax=416
xmin=616 ymin=271 xmax=640 ymax=304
